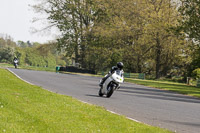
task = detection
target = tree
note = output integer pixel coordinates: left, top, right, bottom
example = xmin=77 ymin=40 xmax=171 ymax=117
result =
xmin=90 ymin=0 xmax=185 ymax=78
xmin=0 ymin=38 xmax=6 ymax=48
xmin=176 ymin=0 xmax=200 ymax=76
xmin=177 ymin=0 xmax=200 ymax=42
xmin=88 ymin=0 xmax=149 ymax=72
xmin=0 ymin=47 xmax=15 ymax=63
xmin=17 ymin=41 xmax=28 ymax=48
xmin=33 ymin=0 xmax=190 ymax=78
xmin=0 ymin=34 xmax=17 ymax=63
xmin=0 ymin=34 xmax=16 ymax=48
xmin=33 ymin=0 xmax=96 ymax=67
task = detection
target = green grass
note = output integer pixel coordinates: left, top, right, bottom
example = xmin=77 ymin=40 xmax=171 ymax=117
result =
xmin=19 ymin=65 xmax=56 ymax=72
xmin=0 ymin=68 xmax=171 ymax=133
xmin=0 ymin=63 xmax=56 ymax=72
xmin=125 ymin=78 xmax=200 ymax=98
xmin=0 ymin=63 xmax=13 ymax=68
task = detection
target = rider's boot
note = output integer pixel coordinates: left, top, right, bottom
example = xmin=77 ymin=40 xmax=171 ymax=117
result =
xmin=99 ymin=80 xmax=104 ymax=87
xmin=99 ymin=82 xmax=103 ymax=87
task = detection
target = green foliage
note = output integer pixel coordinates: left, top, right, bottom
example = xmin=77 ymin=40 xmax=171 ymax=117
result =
xmin=17 ymin=40 xmax=28 ymax=48
xmin=0 ymin=47 xmax=15 ymax=63
xmin=39 ymin=0 xmax=96 ymax=65
xmin=87 ymin=0 xmax=184 ymax=77
xmin=32 ymin=0 xmax=198 ymax=80
xmin=192 ymin=68 xmax=200 ymax=79
xmin=16 ymin=46 xmax=57 ymax=67
xmin=84 ymin=47 xmax=112 ymax=72
xmin=0 ymin=34 xmax=67 ymax=68
xmin=178 ymin=0 xmax=200 ymax=41
xmin=175 ymin=0 xmax=200 ymax=77
xmin=190 ymin=47 xmax=200 ymax=72
xmin=0 ymin=32 xmax=67 ymax=68
xmin=17 ymin=40 xmax=40 ymax=48
xmin=0 ymin=34 xmax=17 ymax=48
xmin=56 ymin=59 xmax=66 ymax=66
xmin=25 ymin=48 xmax=47 ymax=66
xmin=0 ymin=34 xmax=17 ymax=63
xmin=46 ymin=54 xmax=57 ymax=67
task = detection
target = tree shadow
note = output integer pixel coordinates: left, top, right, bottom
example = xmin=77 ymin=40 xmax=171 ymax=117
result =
xmin=128 ymin=81 xmax=200 ymax=96
xmin=162 ymin=120 xmax=200 ymax=128
xmin=118 ymin=86 xmax=200 ymax=104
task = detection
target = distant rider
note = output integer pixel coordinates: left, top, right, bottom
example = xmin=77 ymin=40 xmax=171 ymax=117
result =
xmin=13 ymin=56 xmax=18 ymax=68
xmin=99 ymin=62 xmax=124 ymax=87
xmin=13 ymin=56 xmax=18 ymax=62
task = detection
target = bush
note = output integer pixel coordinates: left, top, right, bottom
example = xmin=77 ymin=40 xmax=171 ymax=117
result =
xmin=192 ymin=68 xmax=200 ymax=79
xmin=0 ymin=47 xmax=15 ymax=63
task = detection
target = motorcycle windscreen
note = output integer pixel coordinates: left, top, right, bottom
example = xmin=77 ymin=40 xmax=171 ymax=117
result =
xmin=115 ymin=70 xmax=123 ymax=77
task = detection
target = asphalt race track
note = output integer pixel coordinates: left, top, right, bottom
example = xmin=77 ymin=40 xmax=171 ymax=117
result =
xmin=8 ymin=68 xmax=200 ymax=133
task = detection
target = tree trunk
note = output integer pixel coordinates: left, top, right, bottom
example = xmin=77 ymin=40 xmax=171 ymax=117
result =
xmin=155 ymin=33 xmax=161 ymax=79
xmin=137 ymin=56 xmax=142 ymax=73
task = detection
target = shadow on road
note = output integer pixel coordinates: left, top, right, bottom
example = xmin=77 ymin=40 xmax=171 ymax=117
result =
xmin=85 ymin=94 xmax=101 ymax=98
xmin=162 ymin=120 xmax=200 ymax=127
xmin=118 ymin=86 xmax=200 ymax=104
xmin=85 ymin=94 xmax=112 ymax=99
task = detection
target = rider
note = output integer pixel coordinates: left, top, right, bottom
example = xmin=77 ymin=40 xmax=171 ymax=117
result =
xmin=13 ymin=56 xmax=18 ymax=62
xmin=99 ymin=62 xmax=124 ymax=87
xmin=13 ymin=56 xmax=18 ymax=64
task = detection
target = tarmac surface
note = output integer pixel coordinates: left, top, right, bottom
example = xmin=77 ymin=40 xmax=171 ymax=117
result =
xmin=8 ymin=68 xmax=200 ymax=133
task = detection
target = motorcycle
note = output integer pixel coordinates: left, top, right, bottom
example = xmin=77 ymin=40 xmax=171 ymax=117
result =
xmin=14 ymin=59 xmax=18 ymax=69
xmin=99 ymin=70 xmax=124 ymax=98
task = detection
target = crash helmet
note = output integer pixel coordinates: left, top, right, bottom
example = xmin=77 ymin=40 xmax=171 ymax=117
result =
xmin=117 ymin=62 xmax=123 ymax=70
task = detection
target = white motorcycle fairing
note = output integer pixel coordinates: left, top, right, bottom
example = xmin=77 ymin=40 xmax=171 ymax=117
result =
xmin=99 ymin=70 xmax=124 ymax=98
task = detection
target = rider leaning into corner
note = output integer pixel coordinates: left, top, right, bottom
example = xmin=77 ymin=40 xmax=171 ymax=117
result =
xmin=99 ymin=62 xmax=124 ymax=87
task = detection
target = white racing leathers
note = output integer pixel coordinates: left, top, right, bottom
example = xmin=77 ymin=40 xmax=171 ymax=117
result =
xmin=14 ymin=60 xmax=18 ymax=69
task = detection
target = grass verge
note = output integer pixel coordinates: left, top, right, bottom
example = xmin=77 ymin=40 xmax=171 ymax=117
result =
xmin=0 ymin=63 xmax=13 ymax=68
xmin=19 ymin=65 xmax=55 ymax=72
xmin=0 ymin=68 xmax=171 ymax=133
xmin=0 ymin=63 xmax=56 ymax=72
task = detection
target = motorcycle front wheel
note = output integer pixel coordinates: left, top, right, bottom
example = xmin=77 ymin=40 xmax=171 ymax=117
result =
xmin=98 ymin=88 xmax=103 ymax=97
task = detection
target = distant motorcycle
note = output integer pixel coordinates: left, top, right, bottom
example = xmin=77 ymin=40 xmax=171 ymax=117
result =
xmin=13 ymin=59 xmax=18 ymax=69
xmin=98 ymin=70 xmax=124 ymax=98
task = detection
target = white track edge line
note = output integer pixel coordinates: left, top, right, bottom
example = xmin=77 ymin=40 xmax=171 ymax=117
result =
xmin=7 ymin=68 xmax=57 ymax=94
xmin=7 ymin=68 xmax=34 ymax=85
xmin=79 ymin=100 xmax=144 ymax=124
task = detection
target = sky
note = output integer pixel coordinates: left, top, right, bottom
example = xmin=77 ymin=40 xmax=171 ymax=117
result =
xmin=0 ymin=0 xmax=58 ymax=43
